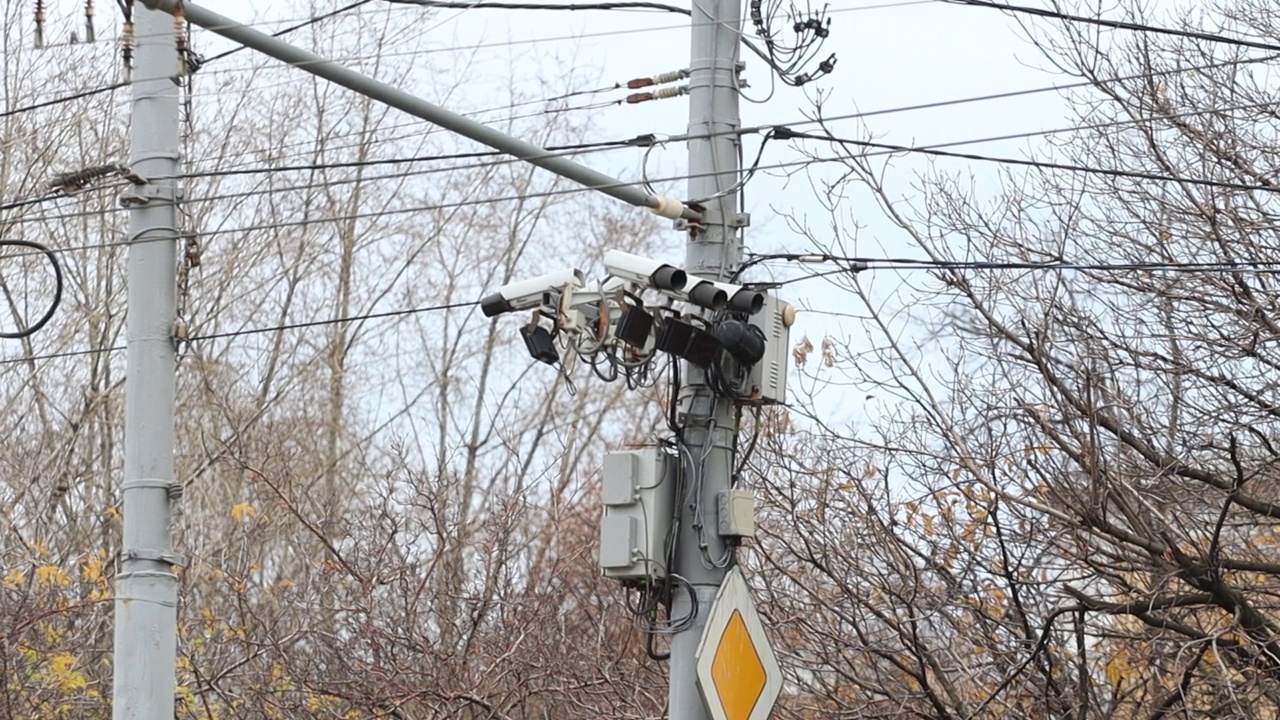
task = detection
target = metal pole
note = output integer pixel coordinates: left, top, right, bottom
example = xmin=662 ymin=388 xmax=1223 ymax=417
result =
xmin=138 ymin=0 xmax=699 ymax=221
xmin=114 ymin=5 xmax=182 ymax=720
xmin=669 ymin=0 xmax=742 ymax=715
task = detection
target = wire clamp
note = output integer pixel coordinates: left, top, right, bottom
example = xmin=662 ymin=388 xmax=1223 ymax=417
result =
xmin=118 ymin=182 xmax=182 ymax=207
xmin=121 ymin=548 xmax=187 ymax=567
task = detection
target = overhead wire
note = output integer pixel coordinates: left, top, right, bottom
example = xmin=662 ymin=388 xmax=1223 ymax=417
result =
xmin=942 ymin=0 xmax=1280 ymax=54
xmin=384 ymin=0 xmax=691 ymax=12
xmin=3 ymin=0 xmax=926 ymax=125
xmin=0 ymin=298 xmax=479 ymax=366
xmin=168 ymin=0 xmax=931 ymax=82
xmin=0 ymin=0 xmax=378 ymax=122
xmin=747 ymin=253 xmax=1280 ymax=275
xmin=776 ymin=127 xmax=1280 ymax=195
xmin=9 ymin=91 xmax=1280 ymax=234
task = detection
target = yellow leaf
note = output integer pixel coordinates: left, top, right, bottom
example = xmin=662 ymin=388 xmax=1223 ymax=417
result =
xmin=35 ymin=564 xmax=70 ymax=588
xmin=2 ymin=567 xmax=24 ymax=589
xmin=1106 ymin=649 xmax=1130 ymax=687
xmin=230 ymin=503 xmax=257 ymax=522
xmin=81 ymin=551 xmax=105 ymax=583
xmin=46 ymin=653 xmax=87 ymax=691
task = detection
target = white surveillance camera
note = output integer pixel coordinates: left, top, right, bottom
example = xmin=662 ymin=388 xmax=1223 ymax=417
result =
xmin=673 ymin=278 xmax=728 ymax=311
xmin=603 ymin=250 xmax=687 ymax=292
xmin=709 ymin=280 xmax=765 ymax=314
xmin=481 ymin=268 xmax=585 ymax=318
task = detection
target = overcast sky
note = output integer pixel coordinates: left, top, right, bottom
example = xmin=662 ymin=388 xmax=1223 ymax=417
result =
xmin=91 ymin=0 xmax=1106 ymax=425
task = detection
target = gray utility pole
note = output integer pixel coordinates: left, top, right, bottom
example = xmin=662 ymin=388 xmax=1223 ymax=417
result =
xmin=114 ymin=4 xmax=182 ymax=720
xmin=669 ymin=0 xmax=743 ymax=716
xmin=140 ymin=0 xmax=698 ymax=222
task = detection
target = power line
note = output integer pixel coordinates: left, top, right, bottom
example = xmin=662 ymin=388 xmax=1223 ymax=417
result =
xmin=0 ymin=83 xmax=125 ymax=121
xmin=749 ymin=253 xmax=1280 ymax=275
xmin=201 ymin=0 xmax=380 ymax=63
xmin=0 ymin=299 xmax=477 ymax=366
xmin=172 ymin=138 xmax=640 ymax=180
xmin=188 ymin=301 xmax=478 ymax=341
xmin=10 ymin=83 xmax=1280 ymax=232
xmin=384 ymin=0 xmax=691 ymax=12
xmin=0 ymin=0 xmax=378 ymax=123
xmin=943 ymin=0 xmax=1280 ymax=54
xmin=175 ymin=0 xmax=932 ymax=82
xmin=0 ymin=345 xmax=123 ymax=366
xmin=10 ymin=95 xmax=1280 ymax=235
xmin=776 ymin=127 xmax=1280 ymax=195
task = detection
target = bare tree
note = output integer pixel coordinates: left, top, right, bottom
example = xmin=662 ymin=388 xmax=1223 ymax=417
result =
xmin=749 ymin=1 xmax=1280 ymax=717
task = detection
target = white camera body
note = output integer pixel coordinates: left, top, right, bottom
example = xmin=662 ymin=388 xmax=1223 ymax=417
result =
xmin=481 ymin=268 xmax=584 ymax=318
xmin=603 ymin=250 xmax=687 ymax=292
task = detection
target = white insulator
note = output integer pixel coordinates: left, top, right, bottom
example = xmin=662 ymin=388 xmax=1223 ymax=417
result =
xmin=649 ymin=194 xmax=686 ymax=219
xmin=651 ymin=85 xmax=690 ymax=101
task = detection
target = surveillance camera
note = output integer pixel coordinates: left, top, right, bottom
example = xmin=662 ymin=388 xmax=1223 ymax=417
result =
xmin=673 ymin=278 xmax=728 ymax=311
xmin=709 ymin=280 xmax=764 ymax=314
xmin=603 ymin=250 xmax=687 ymax=293
xmin=481 ymin=268 xmax=585 ymax=318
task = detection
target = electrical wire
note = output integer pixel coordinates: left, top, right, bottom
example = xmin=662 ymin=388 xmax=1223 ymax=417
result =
xmin=0 ymin=0 xmax=377 ymax=122
xmin=776 ymin=126 xmax=1280 ymax=196
xmin=9 ymin=86 xmax=1280 ymax=237
xmin=186 ymin=48 xmax=1273 ymax=186
xmin=200 ymin=0 xmax=380 ymax=64
xmin=171 ymin=0 xmax=929 ymax=83
xmin=174 ymin=137 xmax=644 ymax=180
xmin=0 ymin=298 xmax=477 ymax=366
xmin=385 ymin=0 xmax=691 ymax=12
xmin=748 ymin=253 xmax=1280 ymax=275
xmin=942 ymin=0 xmax=1280 ymax=54
xmin=187 ymin=300 xmax=477 ymax=341
xmin=0 ymin=240 xmax=63 ymax=340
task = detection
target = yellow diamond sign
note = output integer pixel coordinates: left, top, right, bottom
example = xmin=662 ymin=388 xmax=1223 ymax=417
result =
xmin=696 ymin=567 xmax=782 ymax=720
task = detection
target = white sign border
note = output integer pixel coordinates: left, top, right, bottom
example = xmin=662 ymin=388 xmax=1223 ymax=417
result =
xmin=694 ymin=566 xmax=784 ymax=720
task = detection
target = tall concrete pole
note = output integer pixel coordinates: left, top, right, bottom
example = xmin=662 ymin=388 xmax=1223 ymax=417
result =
xmin=669 ymin=0 xmax=743 ymax=716
xmin=114 ymin=5 xmax=182 ymax=719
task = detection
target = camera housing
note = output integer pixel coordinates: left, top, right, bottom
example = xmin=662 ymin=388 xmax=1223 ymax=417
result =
xmin=481 ymin=268 xmax=584 ymax=318
xmin=710 ymin=280 xmax=765 ymax=315
xmin=603 ymin=250 xmax=687 ymax=293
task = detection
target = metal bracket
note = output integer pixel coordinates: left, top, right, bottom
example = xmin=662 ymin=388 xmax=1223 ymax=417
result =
xmin=118 ymin=183 xmax=185 ymax=207
xmin=673 ymin=212 xmax=749 ymax=231
xmin=121 ymin=477 xmax=173 ymax=491
xmin=121 ymin=548 xmax=187 ymax=567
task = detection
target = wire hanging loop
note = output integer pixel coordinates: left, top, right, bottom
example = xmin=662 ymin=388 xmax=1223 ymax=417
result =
xmin=0 ymin=239 xmax=64 ymax=340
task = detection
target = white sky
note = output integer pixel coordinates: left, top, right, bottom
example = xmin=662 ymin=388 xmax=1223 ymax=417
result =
xmin=74 ymin=0 xmax=1129 ymax=427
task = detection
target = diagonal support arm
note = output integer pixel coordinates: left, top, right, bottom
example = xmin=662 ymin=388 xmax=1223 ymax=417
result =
xmin=140 ymin=0 xmax=699 ymax=221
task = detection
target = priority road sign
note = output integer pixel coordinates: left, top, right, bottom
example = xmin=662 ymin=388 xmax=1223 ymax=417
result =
xmin=695 ymin=566 xmax=783 ymax=720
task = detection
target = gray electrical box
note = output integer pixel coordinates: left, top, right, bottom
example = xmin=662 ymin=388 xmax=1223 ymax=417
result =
xmin=718 ymin=489 xmax=757 ymax=538
xmin=599 ymin=448 xmax=675 ymax=582
xmin=744 ymin=294 xmax=795 ymax=405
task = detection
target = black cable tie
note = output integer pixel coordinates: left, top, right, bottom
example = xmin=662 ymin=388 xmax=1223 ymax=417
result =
xmin=770 ymin=126 xmax=797 ymax=141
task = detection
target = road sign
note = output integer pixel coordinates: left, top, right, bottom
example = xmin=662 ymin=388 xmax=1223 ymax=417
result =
xmin=695 ymin=566 xmax=783 ymax=720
